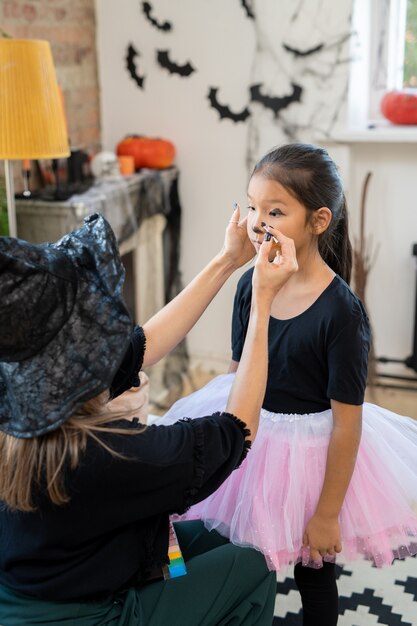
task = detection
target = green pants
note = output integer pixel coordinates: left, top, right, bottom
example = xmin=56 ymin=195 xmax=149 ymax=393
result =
xmin=0 ymin=521 xmax=276 ymax=626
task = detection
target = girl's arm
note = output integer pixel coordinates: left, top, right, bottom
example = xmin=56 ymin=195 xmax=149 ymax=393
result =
xmin=303 ymin=400 xmax=362 ymax=561
xmin=142 ymin=206 xmax=254 ymax=367
xmin=225 ymin=231 xmax=298 ymax=441
xmin=224 ymin=294 xmax=271 ymax=441
xmin=228 ymin=360 xmax=239 ymax=373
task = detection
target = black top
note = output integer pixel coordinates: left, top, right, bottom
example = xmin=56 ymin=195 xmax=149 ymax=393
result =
xmin=232 ymin=269 xmax=371 ymax=413
xmin=0 ymin=330 xmax=250 ymax=602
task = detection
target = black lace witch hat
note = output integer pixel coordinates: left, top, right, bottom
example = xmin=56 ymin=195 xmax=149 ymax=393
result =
xmin=0 ymin=213 xmax=132 ymax=438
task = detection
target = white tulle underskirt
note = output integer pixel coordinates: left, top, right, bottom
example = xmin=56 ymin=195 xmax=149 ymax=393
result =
xmin=158 ymin=374 xmax=417 ymax=571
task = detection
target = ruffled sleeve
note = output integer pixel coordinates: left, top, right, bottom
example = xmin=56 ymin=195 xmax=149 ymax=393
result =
xmin=110 ymin=325 xmax=146 ymax=399
xmin=179 ymin=411 xmax=252 ymax=512
xmin=94 ymin=411 xmax=251 ymax=519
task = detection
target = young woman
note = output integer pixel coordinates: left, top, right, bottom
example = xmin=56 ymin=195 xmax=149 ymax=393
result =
xmin=0 ymin=210 xmax=297 ymax=625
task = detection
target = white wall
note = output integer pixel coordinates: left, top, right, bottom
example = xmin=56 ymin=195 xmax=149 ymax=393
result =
xmin=347 ymin=143 xmax=417 ymax=377
xmin=96 ymin=0 xmax=257 ymax=370
xmin=96 ymin=0 xmax=417 ymax=377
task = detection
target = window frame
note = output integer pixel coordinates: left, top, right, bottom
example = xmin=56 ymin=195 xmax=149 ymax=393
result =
xmin=349 ymin=0 xmax=409 ymax=126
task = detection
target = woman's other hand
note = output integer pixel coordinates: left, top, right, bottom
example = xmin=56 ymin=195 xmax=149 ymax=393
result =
xmin=220 ymin=203 xmax=255 ymax=269
xmin=252 ymin=229 xmax=298 ymax=303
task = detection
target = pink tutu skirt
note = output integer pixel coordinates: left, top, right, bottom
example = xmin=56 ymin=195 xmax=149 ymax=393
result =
xmin=158 ymin=373 xmax=417 ymax=571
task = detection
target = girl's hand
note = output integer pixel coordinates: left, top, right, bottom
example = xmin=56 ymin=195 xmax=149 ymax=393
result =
xmin=252 ymin=228 xmax=298 ymax=302
xmin=303 ymin=514 xmax=342 ymax=564
xmin=220 ymin=203 xmax=256 ymax=269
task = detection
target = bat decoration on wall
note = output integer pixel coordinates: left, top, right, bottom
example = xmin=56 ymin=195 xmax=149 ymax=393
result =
xmin=208 ymin=88 xmax=251 ymax=123
xmin=126 ymin=44 xmax=145 ymax=88
xmin=283 ymin=42 xmax=324 ymax=57
xmin=241 ymin=0 xmax=255 ymax=19
xmin=157 ymin=50 xmax=195 ymax=77
xmin=142 ymin=2 xmax=172 ymax=32
xmin=250 ymin=83 xmax=303 ymax=117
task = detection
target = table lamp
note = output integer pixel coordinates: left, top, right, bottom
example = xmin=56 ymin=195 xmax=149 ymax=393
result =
xmin=0 ymin=38 xmax=70 ymax=237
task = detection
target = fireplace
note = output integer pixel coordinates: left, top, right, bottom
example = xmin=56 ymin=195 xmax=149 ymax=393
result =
xmin=15 ymin=167 xmax=189 ymax=402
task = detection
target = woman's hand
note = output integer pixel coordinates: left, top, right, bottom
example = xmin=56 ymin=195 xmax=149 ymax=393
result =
xmin=303 ymin=514 xmax=342 ymax=564
xmin=252 ymin=228 xmax=298 ymax=303
xmin=220 ymin=203 xmax=256 ymax=269
xmin=226 ymin=229 xmax=297 ymax=439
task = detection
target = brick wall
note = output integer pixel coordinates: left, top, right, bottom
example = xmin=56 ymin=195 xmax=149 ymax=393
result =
xmin=2 ymin=0 xmax=101 ymax=154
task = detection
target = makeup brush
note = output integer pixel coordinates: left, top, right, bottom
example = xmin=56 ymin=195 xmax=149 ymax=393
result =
xmin=262 ymin=225 xmax=282 ymax=262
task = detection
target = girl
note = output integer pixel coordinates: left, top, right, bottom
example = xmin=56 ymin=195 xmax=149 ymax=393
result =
xmin=159 ymin=143 xmax=417 ymax=625
xmin=0 ymin=211 xmax=298 ymax=625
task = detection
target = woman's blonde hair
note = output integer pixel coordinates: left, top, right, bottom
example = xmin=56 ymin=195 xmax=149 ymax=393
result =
xmin=0 ymin=391 xmax=145 ymax=512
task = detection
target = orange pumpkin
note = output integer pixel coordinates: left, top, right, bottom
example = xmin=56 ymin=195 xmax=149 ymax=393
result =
xmin=116 ymin=135 xmax=176 ymax=170
xmin=380 ymin=90 xmax=417 ymax=125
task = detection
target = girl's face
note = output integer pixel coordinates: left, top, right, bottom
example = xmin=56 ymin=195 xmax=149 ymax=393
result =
xmin=246 ymin=174 xmax=314 ymax=255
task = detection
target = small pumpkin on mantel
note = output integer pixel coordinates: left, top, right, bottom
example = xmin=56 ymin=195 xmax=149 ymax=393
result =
xmin=380 ymin=89 xmax=417 ymax=125
xmin=116 ymin=135 xmax=176 ymax=170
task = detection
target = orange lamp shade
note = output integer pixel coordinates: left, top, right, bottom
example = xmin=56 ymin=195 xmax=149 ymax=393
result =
xmin=0 ymin=39 xmax=70 ymax=160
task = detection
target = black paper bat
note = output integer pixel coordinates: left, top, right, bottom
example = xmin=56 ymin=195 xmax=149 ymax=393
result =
xmin=126 ymin=44 xmax=145 ymax=88
xmin=208 ymin=88 xmax=251 ymax=123
xmin=250 ymin=83 xmax=303 ymax=117
xmin=156 ymin=50 xmax=195 ymax=77
xmin=283 ymin=42 xmax=324 ymax=57
xmin=142 ymin=2 xmax=172 ymax=32
xmin=241 ymin=0 xmax=255 ymax=19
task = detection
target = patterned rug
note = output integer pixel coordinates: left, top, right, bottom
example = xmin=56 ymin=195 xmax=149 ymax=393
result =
xmin=273 ymin=556 xmax=417 ymax=625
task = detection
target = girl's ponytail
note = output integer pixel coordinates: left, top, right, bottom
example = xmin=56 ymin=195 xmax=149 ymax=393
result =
xmin=319 ymin=195 xmax=352 ymax=285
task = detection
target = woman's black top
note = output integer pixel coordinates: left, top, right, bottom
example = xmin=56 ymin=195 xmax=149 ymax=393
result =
xmin=0 ymin=328 xmax=250 ymax=602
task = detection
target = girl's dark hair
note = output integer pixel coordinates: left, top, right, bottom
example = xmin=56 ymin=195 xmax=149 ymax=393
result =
xmin=252 ymin=143 xmax=352 ymax=284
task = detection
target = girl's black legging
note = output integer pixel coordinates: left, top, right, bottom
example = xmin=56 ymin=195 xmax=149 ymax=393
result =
xmin=294 ymin=561 xmax=339 ymax=625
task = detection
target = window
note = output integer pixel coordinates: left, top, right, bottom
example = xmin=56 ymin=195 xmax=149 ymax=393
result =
xmin=348 ymin=0 xmax=416 ymax=128
xmin=404 ymin=0 xmax=417 ymax=86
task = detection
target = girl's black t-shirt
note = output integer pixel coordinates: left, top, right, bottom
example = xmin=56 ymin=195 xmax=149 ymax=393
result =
xmin=232 ymin=269 xmax=371 ymax=413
